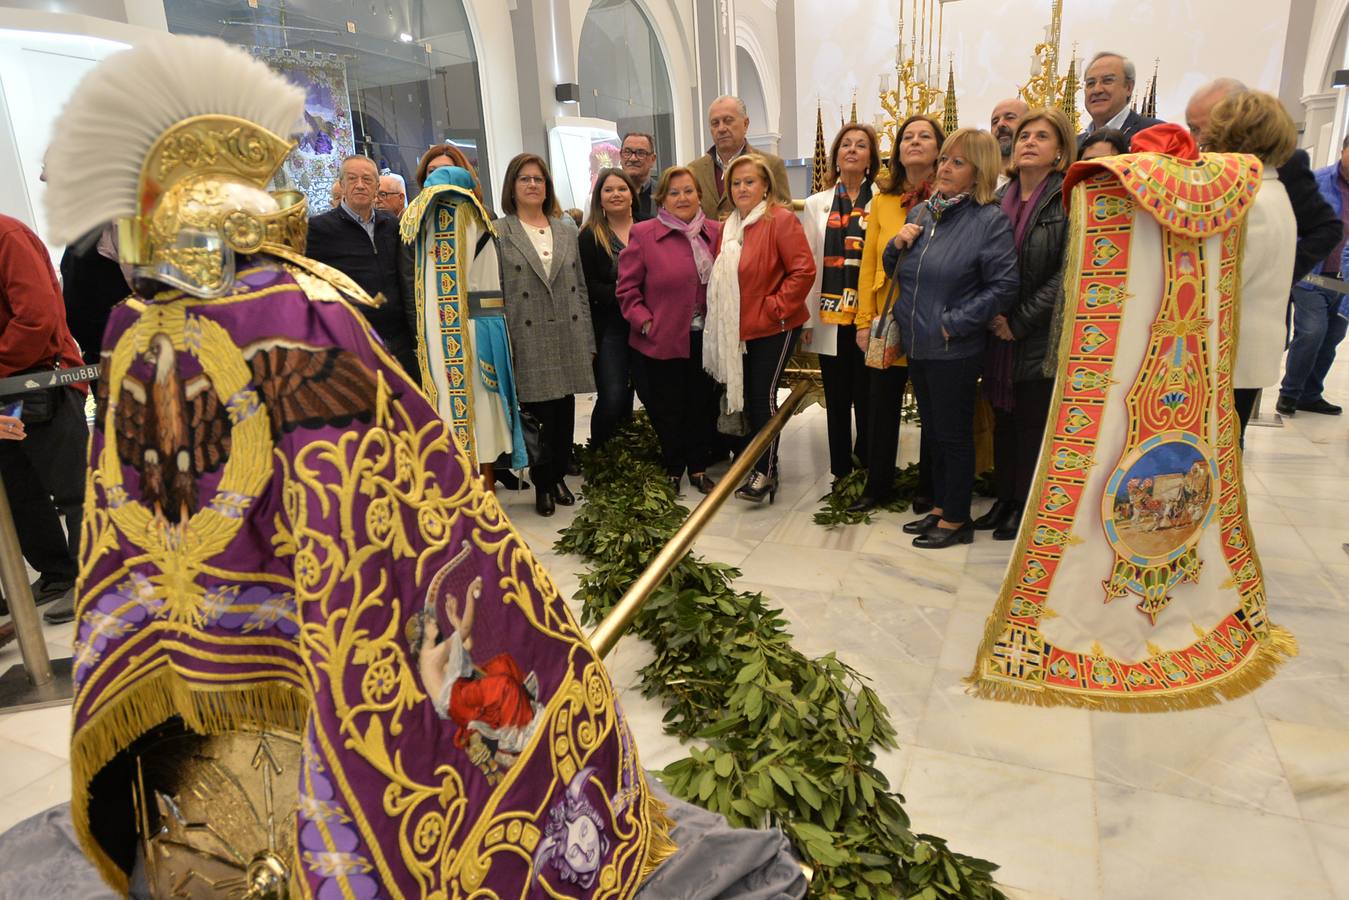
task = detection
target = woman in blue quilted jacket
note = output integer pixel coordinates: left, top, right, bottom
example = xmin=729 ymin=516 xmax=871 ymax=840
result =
xmin=883 ymin=128 xmax=1019 ymax=549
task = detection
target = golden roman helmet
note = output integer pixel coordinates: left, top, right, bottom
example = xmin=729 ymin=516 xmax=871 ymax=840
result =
xmin=118 ymin=114 xmax=309 ymax=297
xmin=45 ymin=35 xmax=309 ymax=298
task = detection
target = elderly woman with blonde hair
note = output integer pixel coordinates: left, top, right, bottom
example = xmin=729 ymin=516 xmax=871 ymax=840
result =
xmin=1203 ymin=90 xmax=1298 ymax=441
xmin=883 ymin=128 xmax=1019 ymax=548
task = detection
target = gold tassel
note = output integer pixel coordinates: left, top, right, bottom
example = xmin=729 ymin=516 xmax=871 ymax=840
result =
xmin=69 ymin=670 xmax=309 ymax=893
xmin=638 ymin=792 xmax=680 ymax=882
xmin=964 ymin=623 xmax=1297 ymax=713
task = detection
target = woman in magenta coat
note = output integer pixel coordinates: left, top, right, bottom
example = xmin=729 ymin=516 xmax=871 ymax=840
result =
xmin=617 ymin=166 xmax=721 ymax=495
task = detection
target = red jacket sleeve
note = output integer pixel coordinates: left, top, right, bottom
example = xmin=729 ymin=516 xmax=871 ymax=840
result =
xmin=767 ymin=210 xmax=816 ymax=322
xmin=0 ymin=225 xmax=67 ymax=374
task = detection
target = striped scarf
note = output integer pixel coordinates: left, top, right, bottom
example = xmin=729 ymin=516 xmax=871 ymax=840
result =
xmin=818 ymin=179 xmax=873 ymax=324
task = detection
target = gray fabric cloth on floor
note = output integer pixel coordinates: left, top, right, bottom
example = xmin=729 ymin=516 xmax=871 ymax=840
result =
xmin=637 ymin=781 xmax=808 ymax=899
xmin=0 ymin=785 xmax=806 ymax=899
xmin=0 ymin=803 xmax=117 ymax=899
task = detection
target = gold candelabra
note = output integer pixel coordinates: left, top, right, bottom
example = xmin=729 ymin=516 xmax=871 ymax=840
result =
xmin=875 ymin=0 xmax=950 ymax=156
xmin=1018 ymin=0 xmax=1080 ymax=133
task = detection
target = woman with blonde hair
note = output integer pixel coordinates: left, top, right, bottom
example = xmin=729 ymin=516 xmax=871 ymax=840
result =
xmin=801 ymin=122 xmax=881 ymax=484
xmin=847 ymin=114 xmax=944 ymax=513
xmin=978 ymin=107 xmax=1075 ymax=540
xmin=1204 ymin=90 xmax=1298 ymax=441
xmin=579 ymin=167 xmax=639 ymax=446
xmin=705 ymin=154 xmax=816 ymax=502
xmin=884 ymin=129 xmax=1018 ymax=547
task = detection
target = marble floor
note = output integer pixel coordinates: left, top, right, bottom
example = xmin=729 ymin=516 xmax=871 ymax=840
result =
xmin=1 ymin=369 xmax=1346 ymax=899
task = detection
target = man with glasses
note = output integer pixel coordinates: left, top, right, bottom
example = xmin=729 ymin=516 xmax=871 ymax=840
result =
xmin=377 ymin=171 xmax=407 ymax=218
xmin=1077 ymin=51 xmax=1163 ymax=151
xmin=307 ymin=154 xmax=417 ymax=377
xmin=620 ymin=132 xmax=657 ymax=220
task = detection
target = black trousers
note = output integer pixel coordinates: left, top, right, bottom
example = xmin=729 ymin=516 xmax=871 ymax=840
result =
xmin=520 ymin=395 xmax=575 ymax=491
xmin=991 ymin=378 xmax=1055 ymax=507
xmin=742 ymin=328 xmax=800 ymax=477
xmin=590 ymin=305 xmax=634 ymax=446
xmin=910 ymin=355 xmax=982 ymax=523
xmin=818 ymin=324 xmax=870 ymax=479
xmin=863 ymin=364 xmax=907 ymax=498
xmin=0 ymin=387 xmax=88 ymax=582
xmin=1233 ymin=387 xmax=1258 ymax=448
xmin=641 ymin=332 xmax=719 ymax=478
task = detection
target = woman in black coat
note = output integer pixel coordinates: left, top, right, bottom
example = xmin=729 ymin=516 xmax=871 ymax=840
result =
xmin=977 ymin=108 xmax=1074 ymax=540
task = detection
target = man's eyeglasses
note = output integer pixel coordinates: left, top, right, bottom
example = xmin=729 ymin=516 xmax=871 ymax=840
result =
xmin=377 ymin=190 xmax=404 ymax=200
xmin=620 ymin=148 xmax=653 ymax=160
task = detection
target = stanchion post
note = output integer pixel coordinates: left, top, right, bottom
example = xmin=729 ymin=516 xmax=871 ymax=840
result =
xmin=0 ymin=477 xmax=53 ymax=685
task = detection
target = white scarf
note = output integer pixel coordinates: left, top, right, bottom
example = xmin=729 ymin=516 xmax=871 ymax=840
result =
xmin=704 ymin=200 xmax=767 ymax=412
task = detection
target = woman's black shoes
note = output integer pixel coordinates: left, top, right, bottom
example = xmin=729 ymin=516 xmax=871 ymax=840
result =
xmin=903 ymin=513 xmax=942 ymax=535
xmin=973 ymin=499 xmax=1009 ymax=530
xmin=689 ymin=472 xmax=716 ymax=494
xmin=735 ymin=472 xmax=777 ymax=504
xmin=535 ymin=488 xmax=555 ymax=517
xmin=993 ymin=508 xmax=1023 ymax=541
xmin=912 ymin=495 xmax=935 ymax=514
xmin=551 ymin=480 xmax=576 ymax=506
xmin=913 ymin=521 xmax=974 ymax=548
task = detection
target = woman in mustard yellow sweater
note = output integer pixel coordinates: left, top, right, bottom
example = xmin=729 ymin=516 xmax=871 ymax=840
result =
xmin=848 ymin=114 xmax=944 ymax=513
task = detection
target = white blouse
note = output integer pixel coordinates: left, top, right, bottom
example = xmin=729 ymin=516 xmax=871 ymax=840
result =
xmin=525 ymin=223 xmax=554 ymax=279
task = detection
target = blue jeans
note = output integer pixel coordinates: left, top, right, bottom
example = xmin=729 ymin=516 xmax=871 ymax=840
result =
xmin=590 ymin=305 xmax=634 ymax=445
xmin=1280 ymin=285 xmax=1348 ymax=403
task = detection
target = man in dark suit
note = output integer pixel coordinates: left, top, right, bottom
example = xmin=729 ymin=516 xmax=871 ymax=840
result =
xmin=306 ymin=154 xmax=417 ymax=377
xmin=1186 ymin=79 xmax=1343 ymax=415
xmin=1077 ymin=52 xmax=1164 ymax=150
xmin=620 ymin=132 xmax=658 ymax=221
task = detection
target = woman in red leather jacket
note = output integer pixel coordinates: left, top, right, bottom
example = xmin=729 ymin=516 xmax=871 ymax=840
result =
xmin=704 ymin=154 xmax=816 ymax=503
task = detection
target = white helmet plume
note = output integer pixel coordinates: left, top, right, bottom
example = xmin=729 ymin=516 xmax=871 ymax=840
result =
xmin=43 ymin=35 xmax=305 ymax=245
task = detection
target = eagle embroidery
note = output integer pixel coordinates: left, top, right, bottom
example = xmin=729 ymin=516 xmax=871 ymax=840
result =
xmin=96 ymin=336 xmax=380 ymax=524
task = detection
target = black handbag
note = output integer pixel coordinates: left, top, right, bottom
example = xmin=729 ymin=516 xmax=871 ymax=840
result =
xmin=518 ymin=409 xmax=548 ymax=467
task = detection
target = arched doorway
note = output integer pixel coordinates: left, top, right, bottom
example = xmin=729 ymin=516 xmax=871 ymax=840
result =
xmin=736 ymin=46 xmax=774 ymax=153
xmin=578 ymin=0 xmax=676 ymax=169
xmin=163 ymin=0 xmax=491 ymax=210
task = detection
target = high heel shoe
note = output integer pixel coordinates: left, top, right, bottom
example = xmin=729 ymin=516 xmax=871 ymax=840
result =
xmin=535 ymin=487 xmax=555 ymax=517
xmin=735 ymin=472 xmax=777 ymax=504
xmin=902 ymin=513 xmax=941 ymax=535
xmin=913 ymin=521 xmax=974 ymax=549
xmin=688 ymin=472 xmax=716 ymax=494
xmin=550 ymin=480 xmax=575 ymax=506
xmin=912 ymin=495 xmax=935 ymax=514
xmin=973 ymin=499 xmax=1009 ymax=530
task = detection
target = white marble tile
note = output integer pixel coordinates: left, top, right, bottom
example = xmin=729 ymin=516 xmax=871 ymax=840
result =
xmin=1266 ymin=492 xmax=1349 ymax=527
xmin=0 ymin=738 xmax=65 ymax=805
xmin=900 ymin=748 xmax=1101 ymax=900
xmin=834 ymin=654 xmax=935 ymax=745
xmin=1091 ymin=709 xmax=1298 ymax=816
xmin=1262 ymin=557 xmax=1348 ymax=612
xmin=1308 ymin=823 xmax=1349 ymax=900
xmin=0 ymin=765 xmax=70 ymax=833
xmin=919 ymin=668 xmax=1096 ymax=779
xmin=936 ymin=607 xmax=994 ymax=673
xmin=1256 ymin=652 xmax=1349 ymax=731
xmin=1294 ymin=525 xmax=1349 ymax=568
xmin=765 ymin=510 xmax=871 ymax=552
xmin=689 ymin=532 xmax=759 ymax=567
xmin=1096 ymin=782 xmax=1332 ymax=900
xmin=733 ymin=542 xmax=856 ymax=593
xmin=837 ymin=552 xmax=961 ymax=610
xmin=1267 ymin=720 xmax=1349 ymax=829
xmin=853 ymin=596 xmax=950 ymax=668
xmin=1250 ymin=526 xmax=1320 ymax=562
xmin=0 ymin=706 xmax=71 ymax=761
xmin=1248 ymin=474 xmax=1349 ymax=500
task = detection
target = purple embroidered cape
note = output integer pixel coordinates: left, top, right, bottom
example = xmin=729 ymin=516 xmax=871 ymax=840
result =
xmin=71 ymin=258 xmax=669 ymax=897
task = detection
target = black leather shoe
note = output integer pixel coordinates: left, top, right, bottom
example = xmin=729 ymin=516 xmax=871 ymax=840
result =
xmin=496 ymin=470 xmax=530 ymax=491
xmin=668 ymin=475 xmax=684 ymax=497
xmin=42 ymin=592 xmax=76 ymax=625
xmin=973 ymin=499 xmax=1009 ymax=530
xmin=993 ymin=509 xmax=1022 ymax=541
xmin=903 ymin=513 xmax=941 ymax=535
xmin=912 ymin=496 xmax=935 ymax=514
xmin=1275 ymin=395 xmax=1298 ymax=416
xmin=535 ymin=488 xmax=555 ymax=517
xmin=847 ymin=495 xmax=882 ymax=514
xmin=550 ymin=480 xmax=576 ymax=506
xmin=689 ymin=472 xmax=716 ymax=494
xmin=913 ymin=521 xmax=974 ymax=548
xmin=566 ymin=452 xmax=582 ymax=477
xmin=1297 ymin=398 xmax=1343 ymax=415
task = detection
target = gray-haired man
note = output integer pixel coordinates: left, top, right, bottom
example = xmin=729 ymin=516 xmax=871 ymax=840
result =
xmin=685 ymin=95 xmax=791 ymax=218
xmin=1077 ymin=51 xmax=1163 ymax=150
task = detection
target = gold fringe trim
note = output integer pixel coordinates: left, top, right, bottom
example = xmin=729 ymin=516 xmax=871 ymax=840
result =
xmin=639 ymin=792 xmax=680 ymax=883
xmin=964 ymin=624 xmax=1297 ymax=713
xmin=69 ymin=670 xmax=309 ymax=894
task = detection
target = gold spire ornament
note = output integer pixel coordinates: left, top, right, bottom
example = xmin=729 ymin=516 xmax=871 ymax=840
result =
xmin=812 ymin=101 xmax=828 ymax=193
xmin=1142 ymin=59 xmax=1159 ymax=118
xmin=849 ymin=91 xmax=859 ymax=124
xmin=942 ymin=62 xmax=959 ymax=135
xmin=1058 ymin=50 xmax=1081 ymax=134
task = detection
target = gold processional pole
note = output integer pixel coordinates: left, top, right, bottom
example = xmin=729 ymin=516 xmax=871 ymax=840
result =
xmin=588 ymin=381 xmax=811 ymax=660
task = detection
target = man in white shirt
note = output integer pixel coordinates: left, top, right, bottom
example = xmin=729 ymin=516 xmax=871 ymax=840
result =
xmin=1077 ymin=51 xmax=1163 ymax=150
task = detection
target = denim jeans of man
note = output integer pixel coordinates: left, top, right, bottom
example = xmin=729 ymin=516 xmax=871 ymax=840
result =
xmin=1280 ymin=284 xmax=1348 ymax=403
